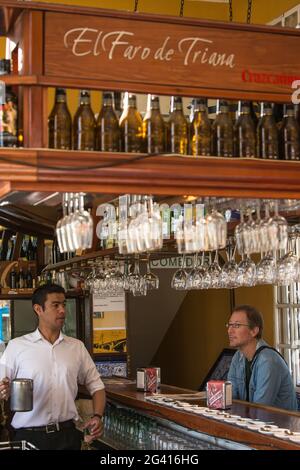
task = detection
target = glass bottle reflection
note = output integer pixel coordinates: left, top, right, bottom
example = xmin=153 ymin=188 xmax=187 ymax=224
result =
xmin=168 ymin=96 xmax=188 ymax=155
xmin=48 ymin=88 xmax=72 ymax=149
xmin=280 ymin=104 xmax=300 ymax=160
xmin=257 ymin=102 xmax=279 ymax=159
xmin=212 ymin=100 xmax=233 ymax=157
xmin=73 ymin=90 xmax=95 ymax=150
xmin=143 ymin=94 xmax=165 ymax=154
xmin=234 ymin=101 xmax=256 ymax=158
xmin=190 ymin=98 xmax=212 ymax=156
xmin=96 ymin=92 xmax=120 ymax=151
xmin=119 ymin=93 xmax=144 ymax=153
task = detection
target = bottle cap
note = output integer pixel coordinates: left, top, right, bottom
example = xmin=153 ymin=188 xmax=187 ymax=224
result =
xmin=192 ymin=98 xmax=207 ymax=107
xmin=103 ymin=92 xmax=113 ymax=100
xmin=217 ymin=99 xmax=229 ymax=112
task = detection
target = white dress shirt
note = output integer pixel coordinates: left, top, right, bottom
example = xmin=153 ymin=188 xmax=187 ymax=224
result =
xmin=0 ymin=329 xmax=104 ymax=429
xmin=0 ymin=340 xmax=5 ymax=359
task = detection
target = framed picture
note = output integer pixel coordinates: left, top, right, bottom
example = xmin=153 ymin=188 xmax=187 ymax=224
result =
xmin=92 ymin=291 xmax=127 ymax=355
xmin=199 ymin=348 xmax=236 ymax=391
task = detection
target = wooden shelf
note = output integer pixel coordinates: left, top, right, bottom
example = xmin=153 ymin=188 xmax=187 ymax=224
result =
xmin=0 ymin=75 xmax=38 ymax=85
xmin=0 ymin=74 xmax=291 ymax=103
xmin=44 ymin=239 xmax=177 ymax=272
xmin=1 ymin=148 xmax=300 ymax=199
xmin=0 ymin=289 xmax=86 ymax=299
xmin=45 ymin=247 xmax=119 ymax=271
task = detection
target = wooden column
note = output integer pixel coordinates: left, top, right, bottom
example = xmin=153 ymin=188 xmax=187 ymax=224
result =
xmin=18 ymin=10 xmax=48 ymax=148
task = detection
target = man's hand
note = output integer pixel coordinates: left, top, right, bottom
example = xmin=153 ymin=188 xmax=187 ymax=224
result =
xmin=0 ymin=378 xmax=10 ymax=401
xmin=83 ymin=415 xmax=103 ymax=443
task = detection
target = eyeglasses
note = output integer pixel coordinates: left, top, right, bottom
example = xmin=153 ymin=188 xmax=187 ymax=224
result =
xmin=225 ymin=322 xmax=251 ymax=329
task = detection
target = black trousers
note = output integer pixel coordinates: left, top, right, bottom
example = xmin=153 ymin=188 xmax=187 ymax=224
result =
xmin=14 ymin=427 xmax=83 ymax=450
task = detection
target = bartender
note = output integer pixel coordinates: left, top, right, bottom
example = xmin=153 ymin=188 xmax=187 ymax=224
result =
xmin=0 ymin=284 xmax=106 ymax=449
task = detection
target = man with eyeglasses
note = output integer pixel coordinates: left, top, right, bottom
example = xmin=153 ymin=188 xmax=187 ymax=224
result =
xmin=227 ymin=304 xmax=298 ymax=411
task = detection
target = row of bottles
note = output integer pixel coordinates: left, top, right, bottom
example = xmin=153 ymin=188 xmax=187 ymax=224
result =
xmin=48 ymin=89 xmax=300 ymax=160
xmin=9 ymin=265 xmax=34 ymax=289
xmin=98 ymin=195 xmax=183 ymax=250
xmin=0 ymin=233 xmax=37 ymax=261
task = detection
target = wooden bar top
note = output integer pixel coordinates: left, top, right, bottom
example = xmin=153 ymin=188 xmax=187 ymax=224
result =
xmin=104 ymin=380 xmax=300 ymax=450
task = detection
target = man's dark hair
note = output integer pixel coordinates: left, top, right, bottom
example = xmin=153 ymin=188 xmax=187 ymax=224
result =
xmin=232 ymin=304 xmax=264 ymax=339
xmin=32 ymin=284 xmax=66 ymax=311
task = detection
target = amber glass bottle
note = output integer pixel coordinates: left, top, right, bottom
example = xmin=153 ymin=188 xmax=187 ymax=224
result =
xmin=234 ymin=101 xmax=256 ymax=158
xmin=257 ymin=102 xmax=279 ymax=159
xmin=48 ymin=88 xmax=72 ymax=149
xmin=119 ymin=93 xmax=144 ymax=152
xmin=168 ymin=96 xmax=188 ymax=155
xmin=280 ymin=104 xmax=300 ymax=161
xmin=190 ymin=98 xmax=212 ymax=156
xmin=73 ymin=90 xmax=95 ymax=150
xmin=212 ymin=100 xmax=234 ymax=157
xmin=96 ymin=92 xmax=120 ymax=151
xmin=142 ymin=94 xmax=165 ymax=154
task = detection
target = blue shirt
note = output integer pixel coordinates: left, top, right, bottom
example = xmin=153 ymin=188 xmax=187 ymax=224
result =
xmin=227 ymin=340 xmax=298 ymax=411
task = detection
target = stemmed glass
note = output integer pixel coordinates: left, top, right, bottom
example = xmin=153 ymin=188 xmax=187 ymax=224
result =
xmin=235 ymin=208 xmax=247 ymax=255
xmin=186 ymin=253 xmax=203 ymax=290
xmin=207 ymin=251 xmax=222 ymax=289
xmin=236 ymin=254 xmax=256 ymax=287
xmin=143 ymin=254 xmax=159 ymax=290
xmin=56 ymin=193 xmax=67 ymax=253
xmin=219 ymin=242 xmax=238 ymax=289
xmin=243 ymin=209 xmax=258 ymax=255
xmin=65 ymin=193 xmax=77 ymax=252
xmin=206 ymin=206 xmax=227 ymax=251
xmin=268 ymin=201 xmax=288 ymax=252
xmin=171 ymin=255 xmax=188 ymax=290
xmin=78 ymin=192 xmax=94 ymax=249
xmin=60 ymin=193 xmax=75 ymax=252
xmin=276 ymin=236 xmax=299 ymax=286
xmin=255 ymin=252 xmax=276 ymax=285
xmin=128 ymin=256 xmax=147 ymax=296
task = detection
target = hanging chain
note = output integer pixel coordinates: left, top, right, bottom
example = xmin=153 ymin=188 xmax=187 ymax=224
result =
xmin=179 ymin=0 xmax=185 ymax=17
xmin=134 ymin=0 xmax=139 ymax=12
xmin=247 ymin=0 xmax=253 ymax=24
xmin=228 ymin=0 xmax=233 ymax=22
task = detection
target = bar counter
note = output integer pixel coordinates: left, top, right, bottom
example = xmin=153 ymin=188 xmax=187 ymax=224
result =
xmin=104 ymin=380 xmax=300 ymax=450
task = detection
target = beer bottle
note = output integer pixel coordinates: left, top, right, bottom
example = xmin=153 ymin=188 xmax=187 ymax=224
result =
xmin=257 ymin=102 xmax=279 ymax=159
xmin=18 ymin=267 xmax=25 ymax=289
xmin=272 ymin=103 xmax=284 ymax=130
xmin=26 ymin=266 xmax=33 ymax=289
xmin=96 ymin=92 xmax=120 ymax=151
xmin=73 ymin=90 xmax=95 ymax=150
xmin=113 ymin=92 xmax=122 ymax=119
xmin=168 ymin=96 xmax=188 ymax=155
xmin=119 ymin=93 xmax=144 ymax=152
xmin=229 ymin=101 xmax=238 ymax=124
xmin=10 ymin=266 xmax=17 ymax=289
xmin=142 ymin=94 xmax=165 ymax=154
xmin=48 ymin=88 xmax=72 ymax=149
xmin=212 ymin=100 xmax=234 ymax=157
xmin=6 ymin=235 xmax=15 ymax=261
xmin=280 ymin=104 xmax=300 ymax=161
xmin=27 ymin=236 xmax=36 ymax=261
xmin=234 ymin=101 xmax=256 ymax=158
xmin=20 ymin=235 xmax=28 ymax=260
xmin=190 ymin=98 xmax=212 ymax=156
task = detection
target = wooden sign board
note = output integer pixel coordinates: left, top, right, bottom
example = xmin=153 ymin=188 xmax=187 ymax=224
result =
xmin=43 ymin=9 xmax=300 ymax=101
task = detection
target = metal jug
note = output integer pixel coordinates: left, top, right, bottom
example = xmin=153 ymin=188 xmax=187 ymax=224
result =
xmin=10 ymin=378 xmax=33 ymax=412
